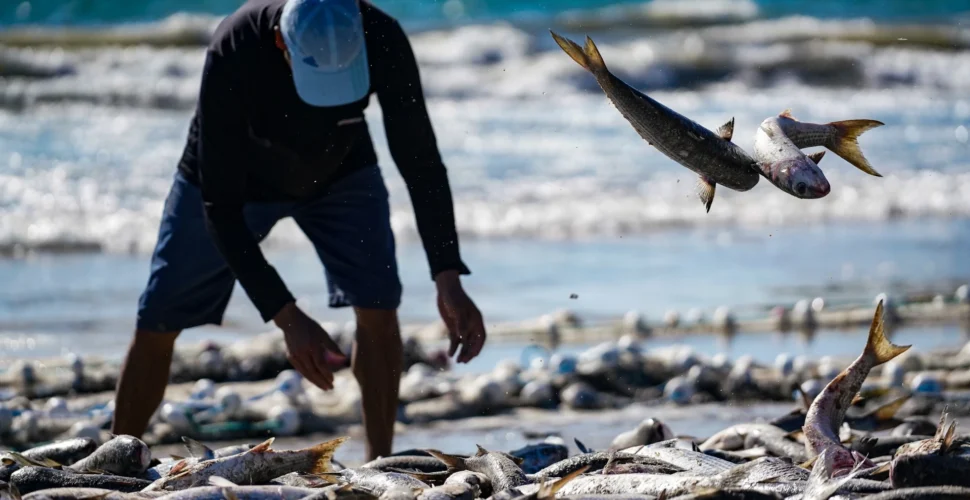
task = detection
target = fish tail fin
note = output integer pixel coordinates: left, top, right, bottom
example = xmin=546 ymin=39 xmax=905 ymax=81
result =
xmin=549 ymin=31 xmax=608 ymax=76
xmin=182 ymin=437 xmax=215 ymax=460
xmin=828 ymin=119 xmax=884 ymax=177
xmin=425 ymin=449 xmax=466 ymax=471
xmin=538 ymin=465 xmax=589 ymax=499
xmin=871 ymin=395 xmax=910 ymax=421
xmin=864 ymin=300 xmax=911 ymax=365
xmin=308 ymin=436 xmax=350 ymax=475
xmin=582 ymin=36 xmax=608 ymax=74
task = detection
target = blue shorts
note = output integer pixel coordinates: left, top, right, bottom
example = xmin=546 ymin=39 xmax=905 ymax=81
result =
xmin=136 ymin=165 xmax=402 ymax=332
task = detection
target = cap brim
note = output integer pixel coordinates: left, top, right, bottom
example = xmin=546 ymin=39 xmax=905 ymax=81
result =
xmin=290 ymin=46 xmax=370 ymax=107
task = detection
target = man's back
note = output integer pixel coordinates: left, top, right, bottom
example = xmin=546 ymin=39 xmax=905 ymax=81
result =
xmin=177 ymin=0 xmax=409 ymax=202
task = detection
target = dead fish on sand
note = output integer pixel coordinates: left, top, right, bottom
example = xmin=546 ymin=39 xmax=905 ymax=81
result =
xmin=752 ymin=115 xmax=831 ymax=200
xmin=427 ymin=446 xmax=529 ymax=493
xmin=774 ymin=109 xmax=884 ymax=177
xmin=69 ymin=435 xmax=152 ymax=477
xmin=21 ymin=439 xmax=98 ymax=467
xmin=549 ymin=31 xmax=761 ymax=213
xmin=143 ymin=436 xmax=347 ymax=491
xmin=802 ymin=300 xmax=911 ymax=476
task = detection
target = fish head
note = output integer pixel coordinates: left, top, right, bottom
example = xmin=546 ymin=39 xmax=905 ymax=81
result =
xmin=781 ymin=158 xmax=830 ymax=199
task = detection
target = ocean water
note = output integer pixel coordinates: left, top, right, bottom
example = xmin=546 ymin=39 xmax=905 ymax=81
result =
xmin=0 ymin=0 xmax=969 ymax=363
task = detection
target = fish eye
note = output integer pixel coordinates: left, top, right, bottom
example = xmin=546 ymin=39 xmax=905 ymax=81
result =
xmin=795 ymin=182 xmax=807 ymax=195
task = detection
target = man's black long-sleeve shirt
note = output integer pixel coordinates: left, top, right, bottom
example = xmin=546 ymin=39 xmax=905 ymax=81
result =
xmin=177 ymin=0 xmax=470 ymax=323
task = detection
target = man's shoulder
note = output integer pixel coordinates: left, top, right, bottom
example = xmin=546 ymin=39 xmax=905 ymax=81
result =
xmin=208 ymin=0 xmax=281 ymax=58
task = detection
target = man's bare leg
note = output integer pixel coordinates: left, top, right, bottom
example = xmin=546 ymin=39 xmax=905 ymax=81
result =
xmin=111 ymin=330 xmax=180 ymax=437
xmin=351 ymin=308 xmax=402 ymax=461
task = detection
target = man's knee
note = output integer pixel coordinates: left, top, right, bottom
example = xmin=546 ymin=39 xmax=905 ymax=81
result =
xmin=353 ymin=308 xmax=400 ymax=341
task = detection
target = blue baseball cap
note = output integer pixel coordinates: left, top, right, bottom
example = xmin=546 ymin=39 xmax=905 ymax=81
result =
xmin=279 ymin=0 xmax=370 ymax=107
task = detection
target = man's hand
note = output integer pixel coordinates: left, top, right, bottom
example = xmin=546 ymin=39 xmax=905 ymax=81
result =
xmin=435 ymin=271 xmax=486 ymax=364
xmin=273 ymin=302 xmax=346 ymax=390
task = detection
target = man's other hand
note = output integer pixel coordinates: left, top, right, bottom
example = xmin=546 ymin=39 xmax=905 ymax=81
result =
xmin=435 ymin=271 xmax=486 ymax=364
xmin=273 ymin=302 xmax=346 ymax=390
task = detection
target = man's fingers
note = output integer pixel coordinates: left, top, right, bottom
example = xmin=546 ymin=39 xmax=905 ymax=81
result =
xmin=456 ymin=313 xmax=473 ymax=364
xmin=310 ymin=348 xmax=334 ymax=390
xmin=290 ymin=352 xmax=330 ymax=391
xmin=448 ymin=334 xmax=460 ymax=358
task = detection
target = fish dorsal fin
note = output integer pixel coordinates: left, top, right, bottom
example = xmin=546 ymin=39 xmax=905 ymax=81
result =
xmin=870 ymin=395 xmax=911 ymax=421
xmin=474 ymin=445 xmax=488 ymax=457
xmin=779 ymin=109 xmax=796 ymax=120
xmin=656 ymin=490 xmax=668 ymax=500
xmin=170 ymin=455 xmax=185 ymax=461
xmin=42 ymin=457 xmax=63 ymax=468
xmin=425 ymin=450 xmax=465 ymax=471
xmin=716 ymin=118 xmax=734 ymax=142
xmin=250 ymin=437 xmax=275 ymax=453
xmin=167 ymin=459 xmax=189 ymax=477
xmin=574 ymin=438 xmax=592 ymax=454
xmin=794 ymin=385 xmax=812 ymax=412
xmin=183 ymin=436 xmax=215 ymax=460
xmin=209 ymin=476 xmax=239 ymax=487
xmin=808 ymin=151 xmax=825 ymax=165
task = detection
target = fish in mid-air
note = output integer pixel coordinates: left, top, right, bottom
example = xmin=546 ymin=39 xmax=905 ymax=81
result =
xmin=774 ymin=109 xmax=884 ymax=177
xmin=753 ymin=115 xmax=832 ymax=199
xmin=802 ymin=300 xmax=911 ymax=476
xmin=549 ymin=30 xmax=761 ymax=212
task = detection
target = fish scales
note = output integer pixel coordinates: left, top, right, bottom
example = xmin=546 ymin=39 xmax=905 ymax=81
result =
xmin=22 ymin=439 xmax=98 ymax=466
xmin=10 ymin=466 xmax=151 ymax=494
xmin=534 ymin=453 xmax=682 ymax=478
xmin=152 ymin=485 xmax=319 ymax=500
xmin=143 ymin=437 xmax=346 ymax=491
xmin=621 ymin=447 xmax=734 ymax=475
xmin=339 ymin=468 xmax=429 ymax=497
xmin=70 ymin=435 xmax=152 ymax=477
xmin=363 ymin=457 xmax=447 ymax=474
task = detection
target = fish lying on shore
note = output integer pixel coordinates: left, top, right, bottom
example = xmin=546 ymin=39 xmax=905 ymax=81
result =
xmin=802 ymin=300 xmax=911 ymax=476
xmin=549 ymin=31 xmax=761 ymax=212
xmin=21 ymin=438 xmax=98 ymax=467
xmin=774 ymin=109 xmax=884 ymax=177
xmin=69 ymin=435 xmax=152 ymax=477
xmin=428 ymin=447 xmax=530 ymax=493
xmin=142 ymin=436 xmax=346 ymax=491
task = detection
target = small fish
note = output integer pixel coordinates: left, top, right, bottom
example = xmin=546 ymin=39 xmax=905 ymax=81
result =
xmin=147 ymin=485 xmax=320 ymax=500
xmin=362 ymin=457 xmax=448 ymax=474
xmin=774 ymin=109 xmax=884 ymax=177
xmin=549 ymin=31 xmax=761 ymax=213
xmin=620 ymin=446 xmax=734 ymax=475
xmin=335 ymin=468 xmax=429 ymax=497
xmin=70 ymin=435 xmax=152 ymax=477
xmin=20 ymin=487 xmax=128 ymax=500
xmin=752 ymin=116 xmax=830 ymax=199
xmin=22 ymin=438 xmax=98 ymax=467
xmin=427 ymin=446 xmax=528 ymax=493
xmin=802 ymin=300 xmax=911 ymax=476
xmin=534 ymin=452 xmax=681 ymax=479
xmin=10 ymin=466 xmax=151 ymax=495
xmin=700 ymin=424 xmax=786 ymax=452
xmin=142 ymin=436 xmax=346 ymax=491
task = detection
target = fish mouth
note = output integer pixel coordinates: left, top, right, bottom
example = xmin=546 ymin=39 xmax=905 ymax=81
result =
xmin=792 ymin=181 xmax=831 ymax=199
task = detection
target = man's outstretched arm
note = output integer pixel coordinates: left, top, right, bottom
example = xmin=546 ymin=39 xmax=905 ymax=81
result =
xmin=376 ymin=20 xmax=485 ymax=363
xmin=196 ymin=50 xmax=344 ymax=387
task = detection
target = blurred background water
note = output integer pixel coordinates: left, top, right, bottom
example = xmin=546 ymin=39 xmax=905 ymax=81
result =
xmin=0 ymin=0 xmax=969 ymax=365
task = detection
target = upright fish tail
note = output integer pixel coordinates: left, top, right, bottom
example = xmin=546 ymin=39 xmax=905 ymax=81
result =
xmin=549 ymin=31 xmax=608 ymax=76
xmin=828 ymin=119 xmax=884 ymax=177
xmin=307 ymin=436 xmax=350 ymax=475
xmin=864 ymin=300 xmax=911 ymax=365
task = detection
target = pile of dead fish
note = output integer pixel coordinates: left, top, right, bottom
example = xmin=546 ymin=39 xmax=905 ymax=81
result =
xmin=2 ymin=302 xmax=970 ymax=499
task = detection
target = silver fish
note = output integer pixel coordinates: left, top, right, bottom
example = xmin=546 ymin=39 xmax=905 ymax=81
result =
xmin=802 ymin=300 xmax=910 ymax=476
xmin=21 ymin=487 xmax=131 ymax=500
xmin=427 ymin=447 xmax=528 ymax=492
xmin=549 ymin=31 xmax=761 ymax=213
xmin=753 ymin=116 xmax=830 ymax=199
xmin=142 ymin=437 xmax=346 ymax=491
xmin=774 ymin=109 xmax=884 ymax=177
xmin=70 ymin=435 xmax=152 ymax=477
xmin=620 ymin=446 xmax=734 ymax=475
xmin=22 ymin=438 xmax=98 ymax=467
xmin=443 ymin=471 xmax=490 ymax=498
xmin=336 ymin=468 xmax=429 ymax=497
xmin=151 ymin=485 xmax=318 ymax=500
xmin=11 ymin=466 xmax=151 ymax=495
